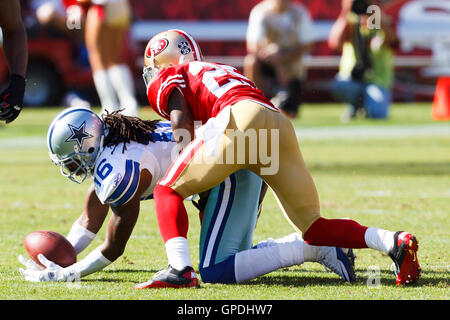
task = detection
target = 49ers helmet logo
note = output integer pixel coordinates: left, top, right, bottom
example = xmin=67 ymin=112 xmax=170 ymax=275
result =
xmin=146 ymin=38 xmax=169 ymax=58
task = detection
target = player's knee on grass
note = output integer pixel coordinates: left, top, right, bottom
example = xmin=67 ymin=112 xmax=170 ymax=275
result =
xmin=199 ymin=256 xmax=236 ymax=284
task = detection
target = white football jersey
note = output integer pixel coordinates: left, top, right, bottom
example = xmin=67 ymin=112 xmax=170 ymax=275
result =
xmin=93 ymin=121 xmax=177 ymax=207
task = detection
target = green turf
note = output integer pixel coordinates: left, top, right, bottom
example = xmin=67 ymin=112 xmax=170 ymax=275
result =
xmin=0 ymin=103 xmax=448 ymax=300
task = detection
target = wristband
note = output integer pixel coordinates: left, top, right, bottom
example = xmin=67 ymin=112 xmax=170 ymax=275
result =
xmin=67 ymin=221 xmax=97 ymax=254
xmin=66 ymin=247 xmax=112 ymax=278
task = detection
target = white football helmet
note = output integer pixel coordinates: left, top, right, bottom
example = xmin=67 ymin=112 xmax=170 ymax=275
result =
xmin=47 ymin=107 xmax=105 ymax=184
xmin=142 ymin=29 xmax=203 ymax=86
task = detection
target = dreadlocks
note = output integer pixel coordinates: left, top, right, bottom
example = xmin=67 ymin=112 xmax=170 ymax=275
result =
xmin=102 ymin=110 xmax=161 ymax=153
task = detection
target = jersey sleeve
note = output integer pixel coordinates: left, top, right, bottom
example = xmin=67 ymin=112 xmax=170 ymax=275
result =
xmin=94 ymin=153 xmax=141 ymax=208
xmin=147 ymin=67 xmax=187 ymax=119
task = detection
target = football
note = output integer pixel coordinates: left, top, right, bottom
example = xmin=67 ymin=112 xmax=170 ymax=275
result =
xmin=24 ymin=231 xmax=77 ymax=268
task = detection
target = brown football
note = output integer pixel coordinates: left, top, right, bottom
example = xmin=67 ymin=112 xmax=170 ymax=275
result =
xmin=24 ymin=230 xmax=77 ymax=268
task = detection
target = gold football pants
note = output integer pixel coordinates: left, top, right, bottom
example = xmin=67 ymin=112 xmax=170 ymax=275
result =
xmin=159 ymin=100 xmax=321 ymax=233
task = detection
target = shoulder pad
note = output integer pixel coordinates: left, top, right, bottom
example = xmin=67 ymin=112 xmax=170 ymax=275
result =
xmin=94 ymin=154 xmax=141 ymax=207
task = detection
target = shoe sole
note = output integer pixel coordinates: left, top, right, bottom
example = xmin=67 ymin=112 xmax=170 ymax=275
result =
xmin=336 ymin=247 xmax=356 ymax=283
xmin=134 ymin=279 xmax=200 ymax=289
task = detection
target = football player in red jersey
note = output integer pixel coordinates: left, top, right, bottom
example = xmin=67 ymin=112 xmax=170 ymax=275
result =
xmin=0 ymin=0 xmax=27 ymax=123
xmin=141 ymin=29 xmax=420 ymax=287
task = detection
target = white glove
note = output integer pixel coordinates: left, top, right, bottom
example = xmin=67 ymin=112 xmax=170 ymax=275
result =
xmin=19 ymin=254 xmax=79 ymax=282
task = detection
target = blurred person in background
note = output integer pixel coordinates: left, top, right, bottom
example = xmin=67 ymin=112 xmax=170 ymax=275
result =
xmin=244 ymin=0 xmax=315 ymax=119
xmin=33 ymin=0 xmax=83 ymax=38
xmin=82 ymin=0 xmax=138 ymax=117
xmin=42 ymin=0 xmax=138 ymax=116
xmin=31 ymin=0 xmax=91 ymax=108
xmin=328 ymin=0 xmax=398 ymax=121
xmin=0 ymin=0 xmax=28 ymax=123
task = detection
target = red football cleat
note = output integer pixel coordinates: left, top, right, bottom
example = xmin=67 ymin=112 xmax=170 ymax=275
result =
xmin=389 ymin=231 xmax=421 ymax=285
xmin=134 ymin=265 xmax=199 ymax=289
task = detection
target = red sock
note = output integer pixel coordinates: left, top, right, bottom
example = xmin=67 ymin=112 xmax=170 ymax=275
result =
xmin=154 ymin=185 xmax=189 ymax=243
xmin=304 ymin=217 xmax=368 ymax=248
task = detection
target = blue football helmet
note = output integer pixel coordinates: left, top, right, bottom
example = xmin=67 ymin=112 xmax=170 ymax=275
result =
xmin=47 ymin=107 xmax=105 ymax=183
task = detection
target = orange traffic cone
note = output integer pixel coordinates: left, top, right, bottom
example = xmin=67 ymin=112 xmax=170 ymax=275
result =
xmin=431 ymin=77 xmax=450 ymax=121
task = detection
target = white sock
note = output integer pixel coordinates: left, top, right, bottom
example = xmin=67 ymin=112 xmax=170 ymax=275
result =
xmin=66 ymin=221 xmax=96 ymax=254
xmin=303 ymin=243 xmax=321 ymax=262
xmin=107 ymin=64 xmax=139 ymax=117
xmin=92 ymin=69 xmax=120 ymax=114
xmin=67 ymin=247 xmax=112 ymax=278
xmin=364 ymin=227 xmax=395 ymax=254
xmin=235 ymin=233 xmax=304 ymax=283
xmin=165 ymin=237 xmax=192 ymax=270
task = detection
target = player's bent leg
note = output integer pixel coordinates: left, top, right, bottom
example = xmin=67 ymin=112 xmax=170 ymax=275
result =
xmin=229 ymin=101 xmax=419 ymax=285
xmin=245 ymin=105 xmax=322 ymax=234
xmin=195 ymin=165 xmax=354 ymax=284
xmin=248 ymin=107 xmax=372 ymax=250
xmin=200 ymin=256 xmax=237 ymax=284
xmin=149 ymin=135 xmax=247 ymax=288
xmin=235 ymin=233 xmax=355 ymax=283
xmin=198 ymin=170 xmax=262 ymax=284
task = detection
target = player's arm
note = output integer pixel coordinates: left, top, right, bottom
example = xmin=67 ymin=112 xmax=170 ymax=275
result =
xmin=328 ymin=0 xmax=353 ymax=51
xmin=0 ymin=0 xmax=27 ymax=77
xmin=0 ymin=0 xmax=27 ymax=123
xmin=19 ymin=170 xmax=153 ymax=282
xmin=167 ymin=88 xmax=195 ymax=152
xmin=66 ymin=184 xmax=110 ymax=254
xmin=66 ymin=169 xmax=152 ymax=278
xmin=100 ymin=170 xmax=153 ymax=261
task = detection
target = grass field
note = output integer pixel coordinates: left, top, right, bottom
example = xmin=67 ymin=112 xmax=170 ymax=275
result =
xmin=0 ymin=103 xmax=449 ymax=301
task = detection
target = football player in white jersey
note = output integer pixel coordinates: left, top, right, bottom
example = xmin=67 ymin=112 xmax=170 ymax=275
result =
xmin=18 ymin=107 xmax=355 ymax=286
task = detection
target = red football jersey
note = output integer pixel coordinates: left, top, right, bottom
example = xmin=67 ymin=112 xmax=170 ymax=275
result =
xmin=146 ymin=61 xmax=277 ymax=123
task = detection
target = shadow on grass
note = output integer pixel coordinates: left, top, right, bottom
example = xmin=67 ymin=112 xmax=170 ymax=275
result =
xmin=82 ymin=269 xmax=159 ymax=284
xmin=83 ymin=267 xmax=448 ymax=288
xmin=309 ymin=162 xmax=450 ymax=177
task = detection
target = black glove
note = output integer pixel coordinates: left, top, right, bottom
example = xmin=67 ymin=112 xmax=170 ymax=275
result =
xmin=0 ymin=74 xmax=26 ymax=123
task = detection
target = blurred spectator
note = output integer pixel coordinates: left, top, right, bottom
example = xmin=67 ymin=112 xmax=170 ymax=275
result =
xmin=244 ymin=0 xmax=314 ymax=119
xmin=328 ymin=0 xmax=398 ymax=121
xmin=0 ymin=0 xmax=28 ymax=123
xmin=31 ymin=0 xmax=91 ymax=108
xmin=83 ymin=0 xmax=138 ymax=117
xmin=32 ymin=0 xmax=82 ymax=38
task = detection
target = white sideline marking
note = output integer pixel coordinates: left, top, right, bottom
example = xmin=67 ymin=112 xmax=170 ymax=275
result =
xmin=294 ymin=124 xmax=450 ymax=140
xmin=0 ymin=124 xmax=449 ymax=149
xmin=0 ymin=137 xmax=46 ymax=149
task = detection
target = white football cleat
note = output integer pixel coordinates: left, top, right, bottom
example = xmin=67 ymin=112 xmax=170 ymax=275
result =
xmin=316 ymin=246 xmax=356 ymax=283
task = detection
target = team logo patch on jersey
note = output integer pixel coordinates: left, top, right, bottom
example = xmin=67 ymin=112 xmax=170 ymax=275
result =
xmin=113 ymin=173 xmax=122 ymax=188
xmin=65 ymin=121 xmax=93 ymax=148
xmin=147 ymin=38 xmax=169 ymax=57
xmin=178 ymin=41 xmax=191 ymax=55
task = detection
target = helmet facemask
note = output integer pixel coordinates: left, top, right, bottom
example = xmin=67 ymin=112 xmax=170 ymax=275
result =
xmin=49 ymin=134 xmax=104 ymax=184
xmin=142 ymin=49 xmax=159 ymax=87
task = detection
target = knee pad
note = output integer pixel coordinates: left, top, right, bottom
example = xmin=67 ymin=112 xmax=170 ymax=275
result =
xmin=199 ymin=256 xmax=236 ymax=284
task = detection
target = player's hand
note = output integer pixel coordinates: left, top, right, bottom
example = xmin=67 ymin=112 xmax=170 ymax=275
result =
xmin=18 ymin=255 xmax=45 ymax=272
xmin=19 ymin=254 xmax=78 ymax=282
xmin=0 ymin=74 xmax=25 ymax=123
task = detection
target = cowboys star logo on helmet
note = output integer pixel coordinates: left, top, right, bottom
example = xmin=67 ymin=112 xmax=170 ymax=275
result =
xmin=65 ymin=121 xmax=93 ymax=149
